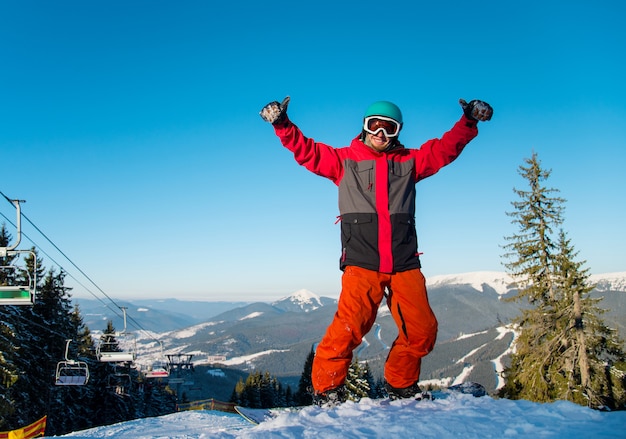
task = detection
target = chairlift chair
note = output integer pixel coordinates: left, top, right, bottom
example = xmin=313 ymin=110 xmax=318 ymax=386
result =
xmin=144 ymin=342 xmax=169 ymax=379
xmin=97 ymin=337 xmax=137 ymax=363
xmin=55 ymin=340 xmax=90 ymax=386
xmin=166 ymin=353 xmax=195 ymax=373
xmin=107 ymin=365 xmax=132 ymax=397
xmin=97 ymin=332 xmax=137 ymax=363
xmin=0 ymin=266 xmax=34 ymax=305
xmin=0 ymin=200 xmax=37 ymax=305
xmin=144 ymin=363 xmax=169 ymax=379
xmin=96 ymin=307 xmax=137 ymax=363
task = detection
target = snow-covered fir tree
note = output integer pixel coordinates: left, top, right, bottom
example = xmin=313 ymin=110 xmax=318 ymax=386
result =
xmin=345 ymin=358 xmax=372 ymax=401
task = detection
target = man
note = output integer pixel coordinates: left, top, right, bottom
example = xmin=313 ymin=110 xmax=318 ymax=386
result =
xmin=260 ymin=96 xmax=493 ymax=406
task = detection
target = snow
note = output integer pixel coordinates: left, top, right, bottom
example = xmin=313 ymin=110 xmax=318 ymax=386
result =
xmin=456 ymin=330 xmax=489 ymax=340
xmin=218 ymin=349 xmax=289 ymax=367
xmin=492 ymin=327 xmax=518 ymax=389
xmin=206 ymin=368 xmax=226 ymax=378
xmin=239 ymin=312 xmax=263 ymax=320
xmin=590 ymin=272 xmax=626 ymax=292
xmin=273 ymin=288 xmax=324 ymax=311
xmin=286 ymin=288 xmax=319 ymax=303
xmin=424 ymin=271 xmax=626 ymax=297
xmin=55 ymin=393 xmax=626 ymax=438
xmin=171 ymin=322 xmax=221 ymax=339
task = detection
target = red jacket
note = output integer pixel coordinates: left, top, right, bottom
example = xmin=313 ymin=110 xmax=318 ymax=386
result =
xmin=273 ymin=115 xmax=479 ymax=273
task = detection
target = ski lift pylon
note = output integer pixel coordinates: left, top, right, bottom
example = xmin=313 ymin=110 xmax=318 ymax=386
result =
xmin=0 ymin=199 xmax=37 ymax=305
xmin=55 ymin=339 xmax=90 ymax=386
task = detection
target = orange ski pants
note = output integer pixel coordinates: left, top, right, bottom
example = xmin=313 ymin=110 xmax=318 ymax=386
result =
xmin=312 ymin=266 xmax=438 ymax=393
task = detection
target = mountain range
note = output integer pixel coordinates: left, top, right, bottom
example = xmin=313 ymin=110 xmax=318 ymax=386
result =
xmin=75 ymin=271 xmax=626 ymax=399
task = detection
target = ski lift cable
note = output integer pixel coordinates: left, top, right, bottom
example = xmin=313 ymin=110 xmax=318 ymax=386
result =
xmin=0 ymin=204 xmax=124 ymax=320
xmin=1 ymin=195 xmax=162 ymax=347
xmin=0 ymin=192 xmax=144 ymax=325
xmin=0 ymin=190 xmax=162 ymax=345
xmin=0 ymin=191 xmax=159 ymax=348
xmin=0 ymin=191 xmax=119 ymax=306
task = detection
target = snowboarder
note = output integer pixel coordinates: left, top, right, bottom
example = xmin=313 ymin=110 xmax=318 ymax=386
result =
xmin=260 ymin=96 xmax=493 ymax=406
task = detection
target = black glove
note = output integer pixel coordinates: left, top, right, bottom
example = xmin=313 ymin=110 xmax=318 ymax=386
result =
xmin=260 ymin=96 xmax=290 ymax=124
xmin=459 ymin=99 xmax=493 ymax=122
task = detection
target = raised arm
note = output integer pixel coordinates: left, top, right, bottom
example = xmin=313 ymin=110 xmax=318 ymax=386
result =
xmin=260 ymin=96 xmax=344 ymax=184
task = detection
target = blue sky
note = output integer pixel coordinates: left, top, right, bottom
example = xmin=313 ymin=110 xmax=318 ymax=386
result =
xmin=1 ymin=1 xmax=624 ymax=301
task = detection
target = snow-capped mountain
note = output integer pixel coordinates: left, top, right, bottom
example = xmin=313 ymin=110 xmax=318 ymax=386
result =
xmin=590 ymin=272 xmax=626 ymax=292
xmin=426 ymin=271 xmax=516 ymax=296
xmin=428 ymin=271 xmax=626 ymax=296
xmin=77 ymin=271 xmax=624 ymax=335
xmin=271 ymin=288 xmax=333 ymax=312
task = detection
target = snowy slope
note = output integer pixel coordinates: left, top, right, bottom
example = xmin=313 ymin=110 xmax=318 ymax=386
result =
xmin=57 ymin=393 xmax=626 ymax=438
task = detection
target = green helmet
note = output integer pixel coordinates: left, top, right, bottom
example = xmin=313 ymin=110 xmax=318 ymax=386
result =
xmin=363 ymin=101 xmax=403 ymax=124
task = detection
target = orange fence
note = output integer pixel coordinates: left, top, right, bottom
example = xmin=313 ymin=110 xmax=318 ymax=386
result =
xmin=0 ymin=415 xmax=47 ymax=439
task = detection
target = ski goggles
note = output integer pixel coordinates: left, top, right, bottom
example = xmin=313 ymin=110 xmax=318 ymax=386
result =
xmin=363 ymin=116 xmax=401 ymax=137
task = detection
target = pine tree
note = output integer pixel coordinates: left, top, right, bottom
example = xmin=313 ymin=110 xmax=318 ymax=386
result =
xmin=242 ymin=372 xmax=262 ymax=408
xmin=500 ymin=153 xmax=626 ymax=409
xmin=89 ymin=321 xmax=137 ymax=427
xmin=259 ymin=371 xmax=274 ymax=408
xmin=284 ymin=385 xmax=294 ymax=407
xmin=0 ymin=225 xmax=33 ymax=428
xmin=295 ymin=346 xmax=314 ymax=406
xmin=373 ymin=377 xmax=387 ymax=399
xmin=551 ymin=231 xmax=626 ymax=408
xmin=52 ymin=305 xmax=102 ymax=435
xmin=502 ymin=152 xmax=565 ymax=303
xmin=30 ymin=264 xmax=108 ymax=436
xmin=345 ymin=358 xmax=370 ymax=401
xmin=0 ymin=224 xmax=19 ymax=426
xmin=230 ymin=371 xmax=292 ymax=408
xmin=230 ymin=378 xmax=245 ymax=405
xmin=2 ymin=249 xmax=47 ymax=429
xmin=362 ymin=361 xmax=377 ymax=399
xmin=272 ymin=377 xmax=287 ymax=408
xmin=0 ymin=319 xmax=17 ymax=428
